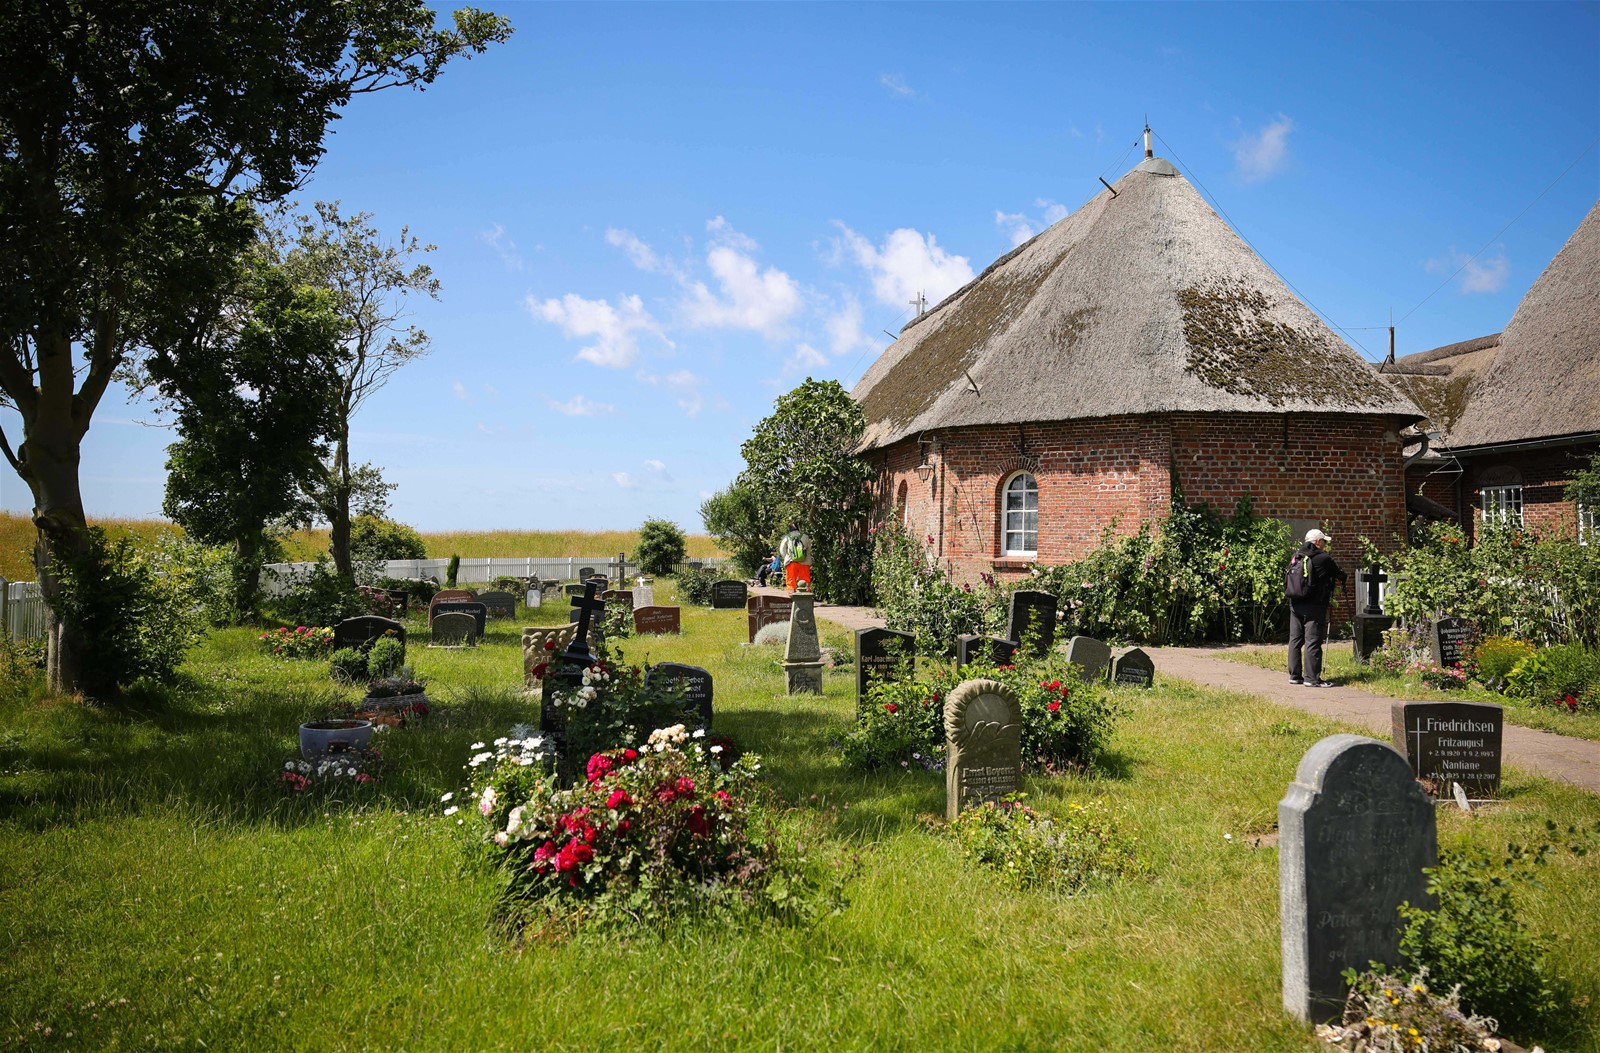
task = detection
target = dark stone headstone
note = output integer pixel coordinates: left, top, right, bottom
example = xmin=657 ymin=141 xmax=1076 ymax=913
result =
xmin=577 ymin=567 xmax=596 ymax=580
xmin=1391 ymin=700 xmax=1504 ymax=796
xmin=1352 ymin=613 xmax=1395 ymax=664
xmin=856 ymin=627 xmax=915 ymax=713
xmin=585 ymin=575 xmax=609 ymax=590
xmin=1429 ymin=616 xmax=1472 ymax=668
xmin=955 ymin=634 xmax=1017 ymax=668
xmin=429 ymin=611 xmax=476 ymax=647
xmin=1280 ymin=735 xmax=1437 ymax=1023
xmin=543 ymin=583 xmax=606 ymax=739
xmin=430 ymin=601 xmax=486 ymax=638
xmin=1110 ymin=647 xmax=1155 ymax=687
xmin=711 ymin=579 xmax=748 ymax=609
xmin=1006 ymin=590 xmax=1058 ymax=657
xmin=563 ymin=583 xmax=586 ymax=597
xmin=384 ymin=588 xmax=409 ymax=615
xmin=601 ymin=589 xmax=635 ymax=612
xmin=478 ymin=590 xmax=518 ymax=618
xmin=1064 ymin=636 xmax=1111 ymax=683
xmin=569 ymin=608 xmax=607 ymax=645
xmin=746 ymin=594 xmax=792 ymax=642
xmin=333 ymin=616 xmax=406 ymax=655
xmin=944 ymin=678 xmax=1023 ymax=820
xmin=632 ymin=605 xmax=682 ymax=636
xmin=648 ymin=662 xmax=714 ymax=730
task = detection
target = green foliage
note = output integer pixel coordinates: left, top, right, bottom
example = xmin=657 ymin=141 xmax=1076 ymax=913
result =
xmin=329 ymin=647 xmax=368 ymax=685
xmin=700 ymin=481 xmax=777 ymax=577
xmin=366 ymin=635 xmax=405 ymax=679
xmin=349 ymin=515 xmax=427 ymax=562
xmin=636 ymin=518 xmax=688 ymax=576
xmin=446 ymin=554 xmax=461 ymax=588
xmin=731 ymin=379 xmax=875 ymax=603
xmin=1331 ymin=968 xmax=1500 ymax=1053
xmin=1505 ymin=644 xmax=1600 ymax=709
xmin=1563 ymin=451 xmax=1600 ymax=516
xmin=871 ymin=515 xmax=1006 ymax=653
xmin=272 ymin=560 xmax=365 ymax=628
xmin=841 ymin=673 xmax=948 ymax=772
xmin=948 ymin=796 xmax=1145 ymax=893
xmin=544 ymin=645 xmax=699 ymax=778
xmin=52 ymin=529 xmax=209 ymax=701
xmin=1398 ymin=827 xmax=1596 ymax=1036
xmin=1031 ymin=495 xmax=1292 ymax=645
xmin=376 ymin=575 xmax=438 ymax=607
xmin=1472 ymin=636 xmax=1536 ymax=685
xmin=675 ymin=565 xmax=718 ymax=607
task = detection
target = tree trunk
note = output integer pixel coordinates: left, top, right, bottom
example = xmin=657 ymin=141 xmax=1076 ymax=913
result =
xmin=234 ymin=532 xmax=264 ymax=624
xmin=329 ymin=419 xmax=353 ymax=582
xmin=26 ymin=429 xmax=92 ymax=697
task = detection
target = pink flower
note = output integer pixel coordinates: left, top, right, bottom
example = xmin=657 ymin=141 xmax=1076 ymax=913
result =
xmin=674 ymin=776 xmax=696 ymax=799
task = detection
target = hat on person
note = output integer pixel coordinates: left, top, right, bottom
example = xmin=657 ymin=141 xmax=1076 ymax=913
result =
xmin=1305 ymin=528 xmax=1332 ymax=545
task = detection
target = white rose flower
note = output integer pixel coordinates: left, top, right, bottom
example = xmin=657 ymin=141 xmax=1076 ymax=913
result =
xmin=692 ymin=728 xmax=706 ymax=739
xmin=470 ymin=742 xmax=486 ymax=750
xmin=443 ymin=806 xmax=459 ymax=816
xmin=710 ymin=745 xmax=723 ymax=754
xmin=441 ymin=792 xmax=454 ymax=802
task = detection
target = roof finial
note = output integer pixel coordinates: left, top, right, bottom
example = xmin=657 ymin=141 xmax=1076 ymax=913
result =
xmin=909 ymin=290 xmax=927 ymax=318
xmin=1144 ymin=118 xmax=1153 ymax=160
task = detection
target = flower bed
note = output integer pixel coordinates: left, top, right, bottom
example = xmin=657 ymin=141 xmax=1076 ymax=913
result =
xmin=277 ymin=745 xmax=384 ymax=793
xmin=259 ymin=626 xmax=335 ymax=659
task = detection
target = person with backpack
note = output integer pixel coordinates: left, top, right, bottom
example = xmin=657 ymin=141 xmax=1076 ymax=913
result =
xmin=1287 ymin=528 xmax=1347 ymax=687
xmin=779 ymin=523 xmax=811 ymax=591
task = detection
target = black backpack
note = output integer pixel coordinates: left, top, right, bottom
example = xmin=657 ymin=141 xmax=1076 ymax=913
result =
xmin=1285 ymin=548 xmax=1316 ymax=601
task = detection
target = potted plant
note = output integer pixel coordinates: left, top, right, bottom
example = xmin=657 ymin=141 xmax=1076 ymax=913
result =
xmin=299 ymin=718 xmax=374 ymax=760
xmin=361 ymin=667 xmax=429 ymax=713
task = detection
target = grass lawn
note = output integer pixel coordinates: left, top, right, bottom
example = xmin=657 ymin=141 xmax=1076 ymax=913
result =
xmin=1216 ymin=643 xmax=1600 ymax=743
xmin=3 ymin=585 xmax=1597 ymax=1052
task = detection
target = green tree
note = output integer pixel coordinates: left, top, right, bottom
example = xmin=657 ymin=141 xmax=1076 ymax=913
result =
xmin=0 ymin=0 xmax=511 ymax=693
xmin=349 ymin=514 xmax=427 ymax=562
xmin=151 ymin=251 xmax=344 ymax=620
xmin=700 ymin=482 xmax=777 ymax=576
xmin=735 ymin=378 xmax=875 ymax=603
xmin=635 ymin=518 xmax=687 ymax=576
xmin=273 ymin=202 xmax=438 ymax=582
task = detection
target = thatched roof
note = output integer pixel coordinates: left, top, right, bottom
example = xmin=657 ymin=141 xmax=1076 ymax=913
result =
xmin=853 ymin=156 xmax=1422 ymax=451
xmin=1444 ymin=200 xmax=1600 ymax=450
xmin=1378 ymin=334 xmax=1501 ymax=435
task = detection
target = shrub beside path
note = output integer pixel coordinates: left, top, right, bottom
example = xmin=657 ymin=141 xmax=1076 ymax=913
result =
xmin=801 ymin=599 xmax=1600 ymax=796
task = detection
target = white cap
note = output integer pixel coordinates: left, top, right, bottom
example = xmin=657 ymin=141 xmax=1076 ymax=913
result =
xmin=1305 ymin=528 xmax=1332 ymax=545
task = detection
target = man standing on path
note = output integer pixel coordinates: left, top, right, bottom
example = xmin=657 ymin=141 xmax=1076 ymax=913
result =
xmin=1288 ymin=528 xmax=1347 ymax=688
xmin=779 ymin=523 xmax=811 ymax=591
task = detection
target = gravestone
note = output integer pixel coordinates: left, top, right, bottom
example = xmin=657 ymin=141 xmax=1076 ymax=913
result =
xmin=577 ymin=567 xmax=596 ymax=580
xmin=543 ymin=583 xmax=605 ymax=738
xmin=1280 ymin=734 xmax=1437 ymax=1023
xmin=711 ymin=579 xmax=748 ymax=609
xmin=601 ymin=589 xmax=635 ymax=612
xmin=632 ymin=582 xmax=655 ymax=608
xmin=585 ymin=575 xmax=609 ymax=590
xmin=521 ymin=624 xmax=576 ymax=688
xmin=431 ymin=589 xmax=477 ymax=605
xmin=1390 ymin=700 xmax=1504 ymax=795
xmin=633 ymin=605 xmax=682 ymax=635
xmin=648 ymin=662 xmax=714 ymax=730
xmin=1429 ymin=616 xmax=1472 ymax=668
xmin=478 ymin=590 xmax=518 ymax=618
xmin=856 ymin=627 xmax=915 ymax=712
xmin=746 ymin=594 xmax=792 ymax=642
xmin=429 ymin=611 xmax=477 ymax=648
xmin=384 ymin=588 xmax=409 ymax=615
xmin=569 ymin=608 xmax=607 ymax=645
xmin=563 ymin=583 xmax=586 ymax=598
xmin=1006 ymin=590 xmax=1058 ymax=657
xmin=1064 ymin=636 xmax=1112 ymax=683
xmin=943 ymin=678 xmax=1023 ymax=820
xmin=525 ymin=588 xmax=543 ymax=609
xmin=333 ymin=616 xmax=406 ymax=655
xmin=781 ymin=590 xmax=824 ymax=694
xmin=1110 ymin=647 xmax=1155 ymax=687
xmin=1352 ymin=613 xmax=1393 ymax=665
xmin=430 ymin=600 xmax=487 ymax=639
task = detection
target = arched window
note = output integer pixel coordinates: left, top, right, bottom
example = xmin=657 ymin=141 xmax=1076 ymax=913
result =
xmin=1001 ymin=472 xmax=1038 ymax=556
xmin=897 ymin=480 xmax=909 ymax=528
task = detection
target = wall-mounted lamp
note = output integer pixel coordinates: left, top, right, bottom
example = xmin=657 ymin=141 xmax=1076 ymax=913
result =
xmin=914 ymin=462 xmax=935 ymax=481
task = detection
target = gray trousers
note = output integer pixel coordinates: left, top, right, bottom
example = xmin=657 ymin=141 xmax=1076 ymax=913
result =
xmin=1288 ymin=604 xmax=1329 ymax=681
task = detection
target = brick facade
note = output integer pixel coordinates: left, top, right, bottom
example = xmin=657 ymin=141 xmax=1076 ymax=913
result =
xmin=1460 ymin=443 xmax=1598 ymax=540
xmin=871 ymin=412 xmax=1412 ymax=628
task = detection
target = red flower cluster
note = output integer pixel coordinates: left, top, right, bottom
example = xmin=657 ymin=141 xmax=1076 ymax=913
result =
xmin=883 ymin=702 xmax=899 ymax=714
xmin=587 ymin=753 xmax=615 ymax=783
xmin=1564 ymin=694 xmax=1580 ymax=713
xmin=606 ymin=789 xmax=632 ymax=809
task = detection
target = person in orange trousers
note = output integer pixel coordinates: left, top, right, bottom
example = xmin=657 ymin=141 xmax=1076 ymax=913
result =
xmin=779 ymin=523 xmax=811 ymax=591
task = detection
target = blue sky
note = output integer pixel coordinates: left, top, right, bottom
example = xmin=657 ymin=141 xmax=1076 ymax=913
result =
xmin=4 ymin=1 xmax=1597 ymax=533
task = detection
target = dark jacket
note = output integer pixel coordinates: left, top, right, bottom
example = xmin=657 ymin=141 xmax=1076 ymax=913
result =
xmin=1294 ymin=543 xmax=1346 ymax=608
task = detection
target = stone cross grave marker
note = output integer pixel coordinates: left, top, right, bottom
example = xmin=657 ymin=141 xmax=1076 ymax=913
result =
xmin=782 ymin=589 xmax=824 ymax=694
xmin=746 ymin=594 xmax=792 ymax=642
xmin=711 ymin=579 xmax=748 ymax=609
xmin=956 ymin=634 xmax=1018 ymax=669
xmin=1429 ymin=616 xmax=1472 ymax=668
xmin=1280 ymin=734 xmax=1437 ymax=1023
xmin=1110 ymin=647 xmax=1155 ymax=687
xmin=569 ymin=608 xmax=607 ymax=646
xmin=430 ymin=600 xmax=487 ymax=639
xmin=333 ymin=615 xmax=406 ymax=655
xmin=1064 ymin=636 xmax=1112 ymax=684
xmin=632 ymin=605 xmax=682 ymax=636
xmin=943 ymin=678 xmax=1023 ymax=820
xmin=429 ymin=611 xmax=477 ymax=648
xmin=1007 ymin=590 xmax=1058 ymax=657
xmin=856 ymin=627 xmax=914 ymax=715
xmin=478 ymin=590 xmax=518 ymax=618
xmin=1390 ymin=700 xmax=1504 ymax=796
xmin=632 ymin=582 xmax=655 ymax=607
xmin=647 ymin=662 xmax=714 ymax=730
xmin=544 ymin=582 xmax=605 ymax=737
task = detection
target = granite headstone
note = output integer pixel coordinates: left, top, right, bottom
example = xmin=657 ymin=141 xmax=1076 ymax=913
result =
xmin=1110 ymin=647 xmax=1155 ymax=688
xmin=1390 ymin=700 xmax=1504 ymax=795
xmin=711 ymin=579 xmax=748 ymax=609
xmin=943 ymin=678 xmax=1023 ymax=820
xmin=1064 ymin=635 xmax=1112 ymax=683
xmin=478 ymin=590 xmax=518 ymax=618
xmin=430 ymin=600 xmax=487 ymax=639
xmin=333 ymin=616 xmax=406 ymax=655
xmin=856 ymin=627 xmax=915 ymax=709
xmin=429 ymin=611 xmax=477 ymax=648
xmin=1429 ymin=616 xmax=1473 ymax=668
xmin=1006 ymin=590 xmax=1058 ymax=657
xmin=632 ymin=605 xmax=682 ymax=635
xmin=648 ymin=662 xmax=714 ymax=730
xmin=746 ymin=594 xmax=792 ymax=643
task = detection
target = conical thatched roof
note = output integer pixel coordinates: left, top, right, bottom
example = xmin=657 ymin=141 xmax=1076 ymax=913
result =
xmin=853 ymin=157 xmax=1422 ymax=451
xmin=1445 ymin=200 xmax=1600 ymax=450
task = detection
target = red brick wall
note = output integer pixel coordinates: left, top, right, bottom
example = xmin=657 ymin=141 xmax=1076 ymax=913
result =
xmin=870 ymin=412 xmax=1412 ymax=629
xmin=1460 ymin=442 xmax=1599 ymax=540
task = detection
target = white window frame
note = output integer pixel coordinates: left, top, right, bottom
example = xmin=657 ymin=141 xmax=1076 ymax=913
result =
xmin=1481 ymin=485 xmax=1524 ymax=528
xmin=1001 ymin=471 xmax=1038 ymax=557
xmin=1580 ymin=503 xmax=1597 ymax=545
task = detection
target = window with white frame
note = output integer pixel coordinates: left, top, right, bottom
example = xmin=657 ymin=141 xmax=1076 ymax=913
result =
xmin=1481 ymin=485 xmax=1524 ymax=527
xmin=1001 ymin=472 xmax=1038 ymax=556
xmin=1580 ymin=503 xmax=1597 ymax=544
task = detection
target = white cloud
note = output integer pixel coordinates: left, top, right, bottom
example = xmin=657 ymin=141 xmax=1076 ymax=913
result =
xmin=834 ymin=223 xmax=975 ymax=308
xmin=1232 ymin=115 xmax=1295 ymax=183
xmin=643 ymin=458 xmax=667 ymax=473
xmin=825 ymin=295 xmax=874 ymax=357
xmin=792 ymin=343 xmax=829 ymax=370
xmin=545 ymin=394 xmax=616 ymax=417
xmin=638 ymin=368 xmax=706 ymax=417
xmin=613 ymin=472 xmax=636 ymax=489
xmin=706 ymin=215 xmax=759 ymax=253
xmin=480 ymin=224 xmax=523 ymax=270
xmin=529 ymin=292 xmax=668 ymax=369
xmin=994 ymin=198 xmax=1070 ymax=248
xmin=879 ymin=72 xmax=915 ymax=98
xmin=680 ymin=226 xmax=802 ymax=335
xmin=451 ymin=381 xmax=469 ymax=401
xmin=605 ymin=227 xmax=662 ymax=272
xmin=1425 ymin=248 xmax=1510 ymax=294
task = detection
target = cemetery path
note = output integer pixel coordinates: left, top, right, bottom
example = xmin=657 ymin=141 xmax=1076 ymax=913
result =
xmin=1151 ymin=646 xmax=1600 ymax=795
xmin=808 ymin=601 xmax=885 ymax=632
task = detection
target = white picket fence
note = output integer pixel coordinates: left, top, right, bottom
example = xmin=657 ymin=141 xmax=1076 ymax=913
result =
xmin=259 ymin=555 xmax=734 ymax=597
xmin=1 ymin=579 xmax=47 ymax=644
